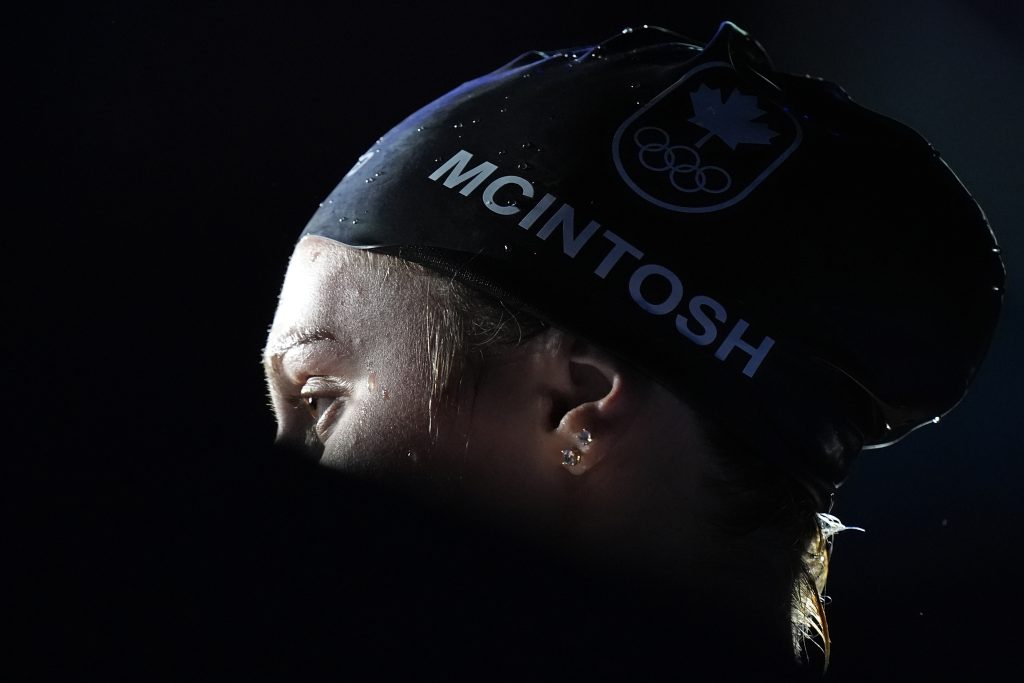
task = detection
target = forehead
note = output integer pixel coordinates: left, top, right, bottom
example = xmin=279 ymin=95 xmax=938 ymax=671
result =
xmin=294 ymin=234 xmax=378 ymax=283
xmin=265 ymin=237 xmax=427 ymax=367
xmin=278 ymin=236 xmax=415 ymax=315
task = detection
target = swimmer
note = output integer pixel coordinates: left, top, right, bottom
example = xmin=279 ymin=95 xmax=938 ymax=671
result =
xmin=263 ymin=21 xmax=1004 ymax=674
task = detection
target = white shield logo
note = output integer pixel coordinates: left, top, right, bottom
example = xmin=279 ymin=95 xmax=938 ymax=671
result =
xmin=612 ymin=61 xmax=802 ymax=213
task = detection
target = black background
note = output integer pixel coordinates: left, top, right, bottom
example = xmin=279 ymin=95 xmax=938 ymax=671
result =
xmin=14 ymin=0 xmax=1024 ymax=680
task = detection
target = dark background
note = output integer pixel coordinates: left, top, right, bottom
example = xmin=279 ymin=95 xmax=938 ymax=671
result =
xmin=15 ymin=0 xmax=1023 ymax=680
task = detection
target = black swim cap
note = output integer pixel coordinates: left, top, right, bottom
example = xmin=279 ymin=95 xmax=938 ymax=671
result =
xmin=300 ymin=22 xmax=1005 ymax=508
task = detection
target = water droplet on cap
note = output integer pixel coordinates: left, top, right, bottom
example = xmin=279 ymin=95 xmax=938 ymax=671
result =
xmin=453 ymin=122 xmax=463 ymax=128
xmin=516 ymin=162 xmax=530 ymax=170
xmin=931 ymin=416 xmax=941 ymax=424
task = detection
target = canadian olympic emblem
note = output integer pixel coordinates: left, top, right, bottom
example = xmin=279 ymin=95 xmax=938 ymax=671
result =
xmin=634 ymin=126 xmax=732 ymax=195
xmin=612 ymin=62 xmax=802 ymax=213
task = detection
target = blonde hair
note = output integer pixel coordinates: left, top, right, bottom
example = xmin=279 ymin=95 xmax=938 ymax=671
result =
xmin=793 ymin=512 xmax=865 ymax=671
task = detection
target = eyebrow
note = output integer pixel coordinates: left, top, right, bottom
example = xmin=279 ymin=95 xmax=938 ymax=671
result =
xmin=262 ymin=325 xmax=338 ymax=378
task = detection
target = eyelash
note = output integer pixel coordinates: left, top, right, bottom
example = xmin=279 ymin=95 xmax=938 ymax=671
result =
xmin=300 ymin=395 xmax=333 ymax=420
xmin=287 ymin=378 xmax=352 ymax=440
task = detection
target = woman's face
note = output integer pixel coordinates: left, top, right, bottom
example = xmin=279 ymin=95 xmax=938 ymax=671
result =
xmin=263 ymin=235 xmax=565 ymax=514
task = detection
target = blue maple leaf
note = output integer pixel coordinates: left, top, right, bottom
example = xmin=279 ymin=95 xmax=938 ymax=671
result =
xmin=688 ymin=84 xmax=777 ymax=150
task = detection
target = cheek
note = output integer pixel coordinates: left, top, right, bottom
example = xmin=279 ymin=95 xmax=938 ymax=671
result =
xmin=318 ymin=342 xmax=435 ymax=469
xmin=361 ymin=364 xmax=431 ymax=437
xmin=457 ymin=361 xmax=556 ymax=484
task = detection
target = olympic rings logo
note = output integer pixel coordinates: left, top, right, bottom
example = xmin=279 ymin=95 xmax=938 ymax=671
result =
xmin=633 ymin=127 xmax=732 ymax=195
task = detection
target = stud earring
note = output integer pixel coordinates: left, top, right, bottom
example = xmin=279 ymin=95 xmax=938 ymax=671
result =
xmin=561 ymin=428 xmax=593 ymax=470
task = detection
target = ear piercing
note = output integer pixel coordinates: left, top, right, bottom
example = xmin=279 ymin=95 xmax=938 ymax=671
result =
xmin=561 ymin=429 xmax=593 ymax=469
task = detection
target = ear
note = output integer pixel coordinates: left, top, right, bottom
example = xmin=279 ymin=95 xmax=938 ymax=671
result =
xmin=543 ymin=332 xmax=645 ymax=477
